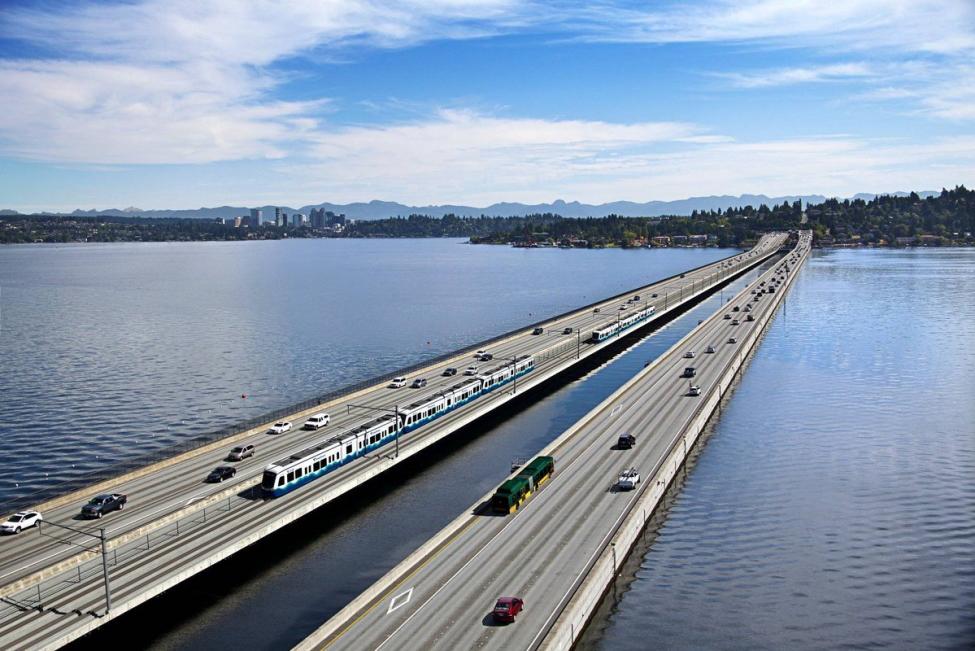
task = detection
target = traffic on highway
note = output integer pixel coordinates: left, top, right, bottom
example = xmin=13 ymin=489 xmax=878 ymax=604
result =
xmin=0 ymin=235 xmax=787 ymax=651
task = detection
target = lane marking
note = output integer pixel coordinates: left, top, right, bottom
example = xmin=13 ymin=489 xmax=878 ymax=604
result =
xmin=3 ymin=243 xmax=781 ymax=598
xmin=386 ymin=587 xmax=413 ymax=614
xmin=320 ymin=516 xmax=478 ymax=649
xmin=371 ymin=404 xmax=621 ymax=651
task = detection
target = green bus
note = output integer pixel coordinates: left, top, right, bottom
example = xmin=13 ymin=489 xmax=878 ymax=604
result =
xmin=490 ymin=456 xmax=555 ymax=514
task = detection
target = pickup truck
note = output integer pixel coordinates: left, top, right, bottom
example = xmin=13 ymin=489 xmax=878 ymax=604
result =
xmin=81 ymin=493 xmax=127 ymax=519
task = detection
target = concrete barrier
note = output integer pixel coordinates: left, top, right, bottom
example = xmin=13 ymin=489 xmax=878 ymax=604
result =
xmin=538 ymin=239 xmax=809 ymax=650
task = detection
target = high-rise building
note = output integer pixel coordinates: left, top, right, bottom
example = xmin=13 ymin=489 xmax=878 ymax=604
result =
xmin=310 ymin=208 xmax=325 ymax=228
xmin=291 ymin=213 xmax=303 ymax=226
xmin=250 ymin=208 xmax=263 ymax=226
xmin=233 ymin=216 xmax=243 ymax=228
xmin=274 ymin=207 xmax=284 ymax=226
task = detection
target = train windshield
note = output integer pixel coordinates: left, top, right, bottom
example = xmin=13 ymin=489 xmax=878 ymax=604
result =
xmin=262 ymin=471 xmax=277 ymax=490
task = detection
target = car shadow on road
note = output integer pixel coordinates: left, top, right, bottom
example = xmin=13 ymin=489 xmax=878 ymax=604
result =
xmin=481 ymin=613 xmax=509 ymax=627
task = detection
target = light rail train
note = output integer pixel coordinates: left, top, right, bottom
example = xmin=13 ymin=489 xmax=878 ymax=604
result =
xmin=590 ymin=305 xmax=655 ymax=342
xmin=261 ymin=355 xmax=535 ymax=496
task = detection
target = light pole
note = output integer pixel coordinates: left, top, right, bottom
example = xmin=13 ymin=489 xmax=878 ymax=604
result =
xmin=37 ymin=520 xmax=112 ymax=614
xmin=347 ymin=402 xmax=402 ymax=458
xmin=100 ymin=528 xmax=111 ymax=612
xmin=498 ymin=356 xmax=522 ymax=394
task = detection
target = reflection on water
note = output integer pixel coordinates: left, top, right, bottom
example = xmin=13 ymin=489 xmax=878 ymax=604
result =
xmin=581 ymin=248 xmax=975 ymax=650
xmin=69 ymin=247 xmax=775 ymax=651
xmin=0 ymin=239 xmax=736 ymax=505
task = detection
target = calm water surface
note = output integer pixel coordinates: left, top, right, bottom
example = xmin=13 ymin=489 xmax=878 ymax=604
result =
xmin=581 ymin=248 xmax=975 ymax=650
xmin=0 ymin=239 xmax=734 ymax=506
xmin=70 ymin=243 xmax=772 ymax=651
xmin=4 ymin=243 xmax=971 ymax=650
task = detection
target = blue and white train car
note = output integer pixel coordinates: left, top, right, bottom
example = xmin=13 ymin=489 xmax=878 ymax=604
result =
xmin=261 ymin=415 xmax=396 ymax=496
xmin=590 ymin=306 xmax=656 ymax=342
xmin=262 ymin=354 xmax=536 ymax=497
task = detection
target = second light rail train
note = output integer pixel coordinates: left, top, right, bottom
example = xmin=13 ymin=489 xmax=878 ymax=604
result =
xmin=590 ymin=305 xmax=656 ymax=342
xmin=261 ymin=355 xmax=535 ymax=496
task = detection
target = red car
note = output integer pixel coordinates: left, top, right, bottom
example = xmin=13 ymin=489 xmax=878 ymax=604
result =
xmin=492 ymin=596 xmax=524 ymax=623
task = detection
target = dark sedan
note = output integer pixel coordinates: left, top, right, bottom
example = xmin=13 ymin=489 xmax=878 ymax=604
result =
xmin=207 ymin=466 xmax=237 ymax=483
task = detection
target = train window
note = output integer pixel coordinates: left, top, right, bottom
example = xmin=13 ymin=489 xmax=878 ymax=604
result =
xmin=277 ymin=476 xmax=285 ymax=487
xmin=345 ymin=445 xmax=352 ymax=455
xmin=287 ymin=471 xmax=296 ymax=482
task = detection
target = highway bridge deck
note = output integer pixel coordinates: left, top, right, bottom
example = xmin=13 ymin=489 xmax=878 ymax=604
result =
xmin=297 ymin=232 xmax=811 ymax=651
xmin=0 ymin=235 xmax=785 ymax=650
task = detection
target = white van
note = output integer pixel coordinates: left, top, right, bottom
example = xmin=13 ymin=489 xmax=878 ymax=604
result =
xmin=303 ymin=413 xmax=330 ymax=430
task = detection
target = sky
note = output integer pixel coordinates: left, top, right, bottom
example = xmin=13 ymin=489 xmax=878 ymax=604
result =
xmin=0 ymin=0 xmax=973 ymax=212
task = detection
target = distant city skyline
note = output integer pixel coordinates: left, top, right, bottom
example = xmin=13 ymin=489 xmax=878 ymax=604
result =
xmin=1 ymin=0 xmax=973 ymax=212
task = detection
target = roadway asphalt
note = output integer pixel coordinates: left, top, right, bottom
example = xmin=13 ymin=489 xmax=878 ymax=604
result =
xmin=307 ymin=233 xmax=811 ymax=651
xmin=0 ymin=235 xmax=786 ymax=650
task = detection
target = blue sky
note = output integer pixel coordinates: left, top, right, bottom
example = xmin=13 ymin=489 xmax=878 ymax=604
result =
xmin=0 ymin=0 xmax=973 ymax=212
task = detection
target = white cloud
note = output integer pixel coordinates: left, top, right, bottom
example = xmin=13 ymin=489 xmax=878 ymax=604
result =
xmin=842 ymin=61 xmax=975 ymax=122
xmin=568 ymin=1 xmax=975 ymax=122
xmin=5 ymin=0 xmax=518 ymax=65
xmin=573 ymin=0 xmax=975 ymax=55
xmin=290 ymin=109 xmax=707 ymax=203
xmin=275 ymin=111 xmax=975 ymax=204
xmin=0 ymin=0 xmax=973 ymax=205
xmin=0 ymin=0 xmax=520 ymax=164
xmin=0 ymin=59 xmax=323 ymax=163
xmin=718 ymin=63 xmax=873 ymax=88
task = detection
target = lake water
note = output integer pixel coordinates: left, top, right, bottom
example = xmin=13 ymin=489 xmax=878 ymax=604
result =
xmin=580 ymin=248 xmax=975 ymax=650
xmin=0 ymin=239 xmax=734 ymax=507
xmin=66 ymin=241 xmax=774 ymax=651
xmin=3 ymin=242 xmax=972 ymax=650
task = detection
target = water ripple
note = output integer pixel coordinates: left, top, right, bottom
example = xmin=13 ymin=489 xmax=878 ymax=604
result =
xmin=582 ymin=248 xmax=975 ymax=651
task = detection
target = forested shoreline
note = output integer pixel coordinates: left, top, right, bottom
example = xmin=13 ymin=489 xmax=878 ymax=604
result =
xmin=3 ymin=187 xmax=971 ymax=246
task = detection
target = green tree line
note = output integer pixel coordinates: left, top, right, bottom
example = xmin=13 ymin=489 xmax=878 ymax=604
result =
xmin=3 ymin=187 xmax=972 ymax=245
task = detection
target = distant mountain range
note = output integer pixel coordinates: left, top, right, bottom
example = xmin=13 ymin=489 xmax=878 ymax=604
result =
xmin=3 ymin=191 xmax=940 ymax=220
